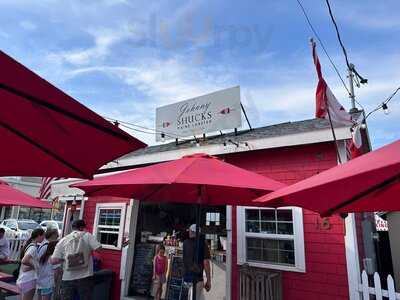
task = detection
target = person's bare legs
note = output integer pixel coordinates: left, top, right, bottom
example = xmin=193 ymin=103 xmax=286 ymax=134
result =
xmin=155 ymin=284 xmax=162 ymax=300
xmin=22 ymin=288 xmax=35 ymax=300
xmin=38 ymin=293 xmax=52 ymax=300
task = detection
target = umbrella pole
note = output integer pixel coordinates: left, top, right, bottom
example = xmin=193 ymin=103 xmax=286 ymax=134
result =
xmin=193 ymin=186 xmax=203 ymax=300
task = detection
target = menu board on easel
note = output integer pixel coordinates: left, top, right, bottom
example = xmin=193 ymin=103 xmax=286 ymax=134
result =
xmin=166 ymin=256 xmax=188 ymax=300
xmin=129 ymin=243 xmax=156 ymax=295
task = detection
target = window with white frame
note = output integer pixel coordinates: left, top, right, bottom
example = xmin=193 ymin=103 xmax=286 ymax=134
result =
xmin=237 ymin=207 xmax=305 ymax=272
xmin=93 ymin=203 xmax=126 ymax=250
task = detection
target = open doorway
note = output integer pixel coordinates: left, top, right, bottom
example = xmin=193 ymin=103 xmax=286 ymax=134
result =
xmin=125 ymin=202 xmax=227 ymax=299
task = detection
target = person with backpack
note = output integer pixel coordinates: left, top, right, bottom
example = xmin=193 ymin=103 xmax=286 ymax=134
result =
xmin=16 ymin=228 xmax=45 ymax=300
xmin=51 ymin=219 xmax=101 ymax=300
xmin=36 ymin=228 xmax=60 ymax=300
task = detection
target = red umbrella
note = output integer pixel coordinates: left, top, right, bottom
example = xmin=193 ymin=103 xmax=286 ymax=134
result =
xmin=73 ymin=153 xmax=284 ymax=300
xmin=254 ymin=139 xmax=400 ymax=216
xmin=0 ymin=180 xmax=51 ymax=209
xmin=0 ymin=50 xmax=146 ymax=178
xmin=72 ymin=153 xmax=285 ymax=205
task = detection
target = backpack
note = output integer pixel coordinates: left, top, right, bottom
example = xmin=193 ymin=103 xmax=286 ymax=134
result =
xmin=64 ymin=232 xmax=90 ymax=271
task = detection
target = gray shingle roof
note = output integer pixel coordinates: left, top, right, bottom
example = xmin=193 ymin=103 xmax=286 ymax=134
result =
xmin=123 ymin=118 xmax=345 ymax=158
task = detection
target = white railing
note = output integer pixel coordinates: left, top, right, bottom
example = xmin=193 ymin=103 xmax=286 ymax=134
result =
xmin=8 ymin=238 xmax=26 ymax=261
xmin=358 ymin=270 xmax=400 ymax=300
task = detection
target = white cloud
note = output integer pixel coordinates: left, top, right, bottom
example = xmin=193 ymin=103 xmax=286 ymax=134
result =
xmin=52 ymin=24 xmax=138 ymax=66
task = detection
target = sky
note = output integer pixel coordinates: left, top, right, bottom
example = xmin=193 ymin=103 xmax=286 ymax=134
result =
xmin=1 ymin=0 xmax=399 ymax=148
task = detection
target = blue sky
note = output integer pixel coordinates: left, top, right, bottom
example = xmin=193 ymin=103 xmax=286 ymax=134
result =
xmin=1 ymin=0 xmax=399 ymax=148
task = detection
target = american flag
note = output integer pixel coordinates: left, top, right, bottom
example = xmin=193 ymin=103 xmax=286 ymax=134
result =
xmin=39 ymin=177 xmax=62 ymax=199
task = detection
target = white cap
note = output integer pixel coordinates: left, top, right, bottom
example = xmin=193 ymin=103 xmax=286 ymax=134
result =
xmin=189 ymin=224 xmax=200 ymax=232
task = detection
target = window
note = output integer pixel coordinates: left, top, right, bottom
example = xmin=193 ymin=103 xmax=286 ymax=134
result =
xmin=237 ymin=207 xmax=305 ymax=272
xmin=93 ymin=203 xmax=126 ymax=250
xmin=206 ymin=212 xmax=220 ymax=226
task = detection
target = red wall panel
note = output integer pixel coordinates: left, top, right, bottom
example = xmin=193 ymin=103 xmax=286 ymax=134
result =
xmin=225 ymin=142 xmax=349 ymax=300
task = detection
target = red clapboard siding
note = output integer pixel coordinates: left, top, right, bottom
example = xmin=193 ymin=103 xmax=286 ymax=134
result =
xmin=226 ymin=142 xmax=349 ymax=300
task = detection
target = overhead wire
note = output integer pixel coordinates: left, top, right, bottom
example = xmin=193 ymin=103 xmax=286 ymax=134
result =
xmin=103 ymin=115 xmax=193 ymax=141
xmin=325 ymin=0 xmax=368 ymax=85
xmin=295 ymin=0 xmax=351 ymax=97
xmin=324 ymin=0 xmax=350 ymax=69
xmin=365 ymin=86 xmax=400 ymax=120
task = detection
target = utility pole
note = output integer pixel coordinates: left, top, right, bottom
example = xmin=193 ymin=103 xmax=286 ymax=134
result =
xmin=348 ymin=63 xmax=358 ymax=113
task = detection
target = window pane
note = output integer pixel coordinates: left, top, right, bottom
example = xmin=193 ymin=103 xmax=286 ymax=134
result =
xmin=277 ymin=223 xmax=293 ymax=235
xmin=246 ymin=221 xmax=260 ymax=233
xmin=246 ymin=210 xmax=259 ymax=221
xmin=279 ymin=250 xmax=295 ymax=265
xmin=262 ymin=239 xmax=279 ymax=250
xmin=247 ymin=248 xmax=262 ymax=261
xmin=279 ymin=240 xmax=294 ymax=252
xmin=277 ymin=210 xmax=293 ymax=222
xmin=260 ymin=222 xmax=276 ymax=234
xmin=98 ymin=232 xmax=118 ymax=247
xmin=246 ymin=237 xmax=295 ymax=266
xmin=260 ymin=210 xmax=275 ymax=221
xmin=263 ymin=249 xmax=279 ymax=263
xmin=278 ymin=240 xmax=295 ymax=265
xmin=247 ymin=237 xmax=262 ymax=248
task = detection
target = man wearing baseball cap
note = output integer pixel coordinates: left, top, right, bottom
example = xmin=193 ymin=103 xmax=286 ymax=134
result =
xmin=183 ymin=224 xmax=211 ymax=300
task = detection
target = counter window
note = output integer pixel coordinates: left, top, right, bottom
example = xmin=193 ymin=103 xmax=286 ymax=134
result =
xmin=237 ymin=207 xmax=305 ymax=273
xmin=93 ymin=203 xmax=126 ymax=250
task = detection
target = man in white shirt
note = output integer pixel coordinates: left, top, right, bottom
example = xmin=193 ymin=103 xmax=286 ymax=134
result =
xmin=51 ymin=219 xmax=101 ymax=300
xmin=0 ymin=228 xmax=10 ymax=261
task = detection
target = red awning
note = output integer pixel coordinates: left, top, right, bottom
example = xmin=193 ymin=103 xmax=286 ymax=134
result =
xmin=254 ymin=140 xmax=400 ymax=216
xmin=0 ymin=50 xmax=146 ymax=179
xmin=73 ymin=153 xmax=285 ymax=206
xmin=0 ymin=180 xmax=52 ymax=209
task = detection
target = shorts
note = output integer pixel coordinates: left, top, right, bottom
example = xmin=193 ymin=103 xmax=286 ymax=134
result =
xmin=154 ymin=274 xmax=166 ymax=287
xmin=37 ymin=287 xmax=53 ymax=296
xmin=17 ymin=280 xmax=36 ymax=294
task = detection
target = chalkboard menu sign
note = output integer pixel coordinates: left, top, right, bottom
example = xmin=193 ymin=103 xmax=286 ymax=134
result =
xmin=129 ymin=243 xmax=156 ymax=295
xmin=166 ymin=256 xmax=188 ymax=300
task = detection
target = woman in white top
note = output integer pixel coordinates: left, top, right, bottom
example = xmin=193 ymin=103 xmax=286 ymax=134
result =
xmin=17 ymin=228 xmax=45 ymax=300
xmin=36 ymin=229 xmax=60 ymax=300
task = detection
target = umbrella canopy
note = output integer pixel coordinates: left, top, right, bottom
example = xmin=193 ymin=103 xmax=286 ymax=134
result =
xmin=72 ymin=153 xmax=285 ymax=205
xmin=0 ymin=50 xmax=146 ymax=179
xmin=0 ymin=180 xmax=51 ymax=209
xmin=254 ymin=139 xmax=400 ymax=216
xmin=73 ymin=153 xmax=284 ymax=300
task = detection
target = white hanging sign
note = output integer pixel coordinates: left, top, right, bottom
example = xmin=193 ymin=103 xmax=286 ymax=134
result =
xmin=155 ymin=86 xmax=241 ymax=141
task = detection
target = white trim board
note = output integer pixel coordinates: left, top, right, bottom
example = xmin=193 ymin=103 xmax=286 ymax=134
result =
xmin=116 ymin=126 xmax=351 ymax=167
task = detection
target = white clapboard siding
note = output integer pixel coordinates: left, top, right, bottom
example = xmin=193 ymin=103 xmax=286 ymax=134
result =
xmin=9 ymin=238 xmax=26 ymax=261
xmin=358 ymin=270 xmax=400 ymax=300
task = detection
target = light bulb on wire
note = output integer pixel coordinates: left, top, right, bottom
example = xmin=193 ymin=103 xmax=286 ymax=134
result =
xmin=382 ymin=103 xmax=390 ymax=115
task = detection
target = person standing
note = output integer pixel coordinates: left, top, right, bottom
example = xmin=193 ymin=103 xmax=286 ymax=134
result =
xmin=36 ymin=229 xmax=60 ymax=300
xmin=0 ymin=228 xmax=10 ymax=262
xmin=183 ymin=224 xmax=211 ymax=300
xmin=153 ymin=245 xmax=168 ymax=300
xmin=51 ymin=219 xmax=101 ymax=300
xmin=17 ymin=228 xmax=45 ymax=300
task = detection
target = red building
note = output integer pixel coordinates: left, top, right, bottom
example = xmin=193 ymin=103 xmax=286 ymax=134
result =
xmin=52 ymin=118 xmax=365 ymax=300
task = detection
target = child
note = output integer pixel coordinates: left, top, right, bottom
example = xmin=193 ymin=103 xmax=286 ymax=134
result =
xmin=153 ymin=245 xmax=168 ymax=300
xmin=36 ymin=229 xmax=60 ymax=300
xmin=17 ymin=228 xmax=45 ymax=300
